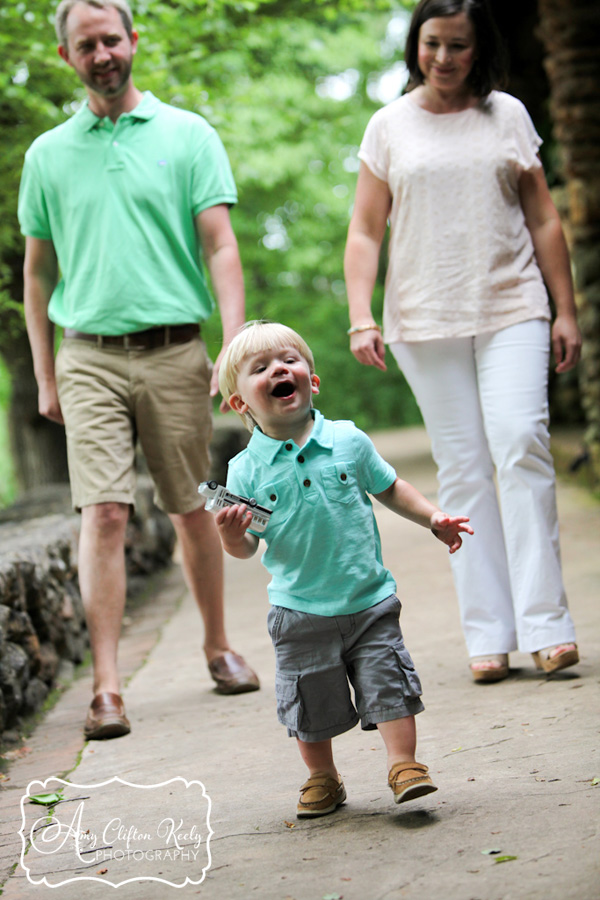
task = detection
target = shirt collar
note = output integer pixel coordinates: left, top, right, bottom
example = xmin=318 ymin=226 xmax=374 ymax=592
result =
xmin=247 ymin=409 xmax=333 ymax=464
xmin=75 ymin=91 xmax=159 ymax=132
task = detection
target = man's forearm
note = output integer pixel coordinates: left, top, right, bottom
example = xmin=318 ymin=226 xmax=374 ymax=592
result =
xmin=23 ymin=237 xmax=59 ymax=389
xmin=207 ymin=241 xmax=245 ymax=345
xmin=25 ymin=277 xmax=56 ymax=386
xmin=23 ymin=237 xmax=63 ymax=421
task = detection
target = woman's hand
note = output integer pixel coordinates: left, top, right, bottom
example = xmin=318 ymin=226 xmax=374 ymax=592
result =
xmin=552 ymin=314 xmax=582 ymax=373
xmin=350 ymin=328 xmax=387 ymax=371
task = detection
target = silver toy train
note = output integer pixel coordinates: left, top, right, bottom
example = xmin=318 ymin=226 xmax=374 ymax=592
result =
xmin=198 ymin=481 xmax=272 ymax=533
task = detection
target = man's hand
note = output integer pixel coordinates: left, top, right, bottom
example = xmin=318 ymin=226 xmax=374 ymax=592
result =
xmin=38 ymin=378 xmax=64 ymax=424
xmin=210 ymin=344 xmax=231 ymax=414
xmin=430 ymin=512 xmax=473 ymax=554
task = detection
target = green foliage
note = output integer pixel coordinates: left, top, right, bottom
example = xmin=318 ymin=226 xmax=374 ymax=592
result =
xmin=1 ymin=0 xmax=421 ymax=446
xmin=0 ymin=358 xmax=16 ymax=506
xmin=0 ymin=1 xmax=74 ymax=349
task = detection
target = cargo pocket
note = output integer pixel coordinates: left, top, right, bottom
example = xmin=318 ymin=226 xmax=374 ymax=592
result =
xmin=274 ymin=672 xmax=302 ymax=731
xmin=394 ymin=645 xmax=423 ymax=699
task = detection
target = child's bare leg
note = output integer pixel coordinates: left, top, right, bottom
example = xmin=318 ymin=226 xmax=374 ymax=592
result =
xmin=378 ymin=716 xmax=437 ymax=803
xmin=295 ymin=737 xmax=345 ymax=818
xmin=377 ymin=716 xmax=417 ymax=768
xmin=296 ymin=738 xmax=337 ymax=779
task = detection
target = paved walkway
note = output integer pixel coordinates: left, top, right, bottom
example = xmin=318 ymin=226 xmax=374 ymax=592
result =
xmin=1 ymin=428 xmax=599 ymax=900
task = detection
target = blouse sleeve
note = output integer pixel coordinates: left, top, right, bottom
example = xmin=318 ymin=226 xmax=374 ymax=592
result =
xmin=358 ymin=109 xmax=390 ymax=182
xmin=506 ymin=94 xmax=543 ymax=172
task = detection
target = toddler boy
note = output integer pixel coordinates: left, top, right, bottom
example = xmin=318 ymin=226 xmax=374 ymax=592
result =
xmin=215 ymin=322 xmax=473 ymax=817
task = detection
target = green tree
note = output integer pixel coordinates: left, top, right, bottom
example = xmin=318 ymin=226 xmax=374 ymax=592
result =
xmin=1 ymin=0 xmax=419 ymax=497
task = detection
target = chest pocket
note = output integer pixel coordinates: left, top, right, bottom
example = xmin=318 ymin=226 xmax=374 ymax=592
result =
xmin=254 ymin=478 xmax=297 ymax=530
xmin=321 ymin=461 xmax=357 ymax=504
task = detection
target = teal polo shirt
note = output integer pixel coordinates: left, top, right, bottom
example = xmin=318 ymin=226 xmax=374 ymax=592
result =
xmin=18 ymin=92 xmax=237 ymax=334
xmin=226 ymin=410 xmax=398 ymax=616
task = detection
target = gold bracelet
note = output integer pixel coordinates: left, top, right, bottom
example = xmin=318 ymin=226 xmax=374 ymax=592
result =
xmin=347 ymin=323 xmax=381 ymax=336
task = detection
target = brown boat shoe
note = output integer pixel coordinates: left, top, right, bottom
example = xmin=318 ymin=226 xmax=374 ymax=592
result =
xmin=84 ymin=692 xmax=131 ymax=741
xmin=388 ymin=761 xmax=438 ymax=804
xmin=297 ymin=773 xmax=347 ymax=818
xmin=208 ymin=651 xmax=260 ymax=695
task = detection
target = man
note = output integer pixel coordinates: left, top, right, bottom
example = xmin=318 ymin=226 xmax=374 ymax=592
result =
xmin=18 ymin=0 xmax=259 ymax=741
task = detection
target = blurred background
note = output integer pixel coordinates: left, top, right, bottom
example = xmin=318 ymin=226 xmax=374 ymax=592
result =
xmin=1 ymin=0 xmax=598 ymax=507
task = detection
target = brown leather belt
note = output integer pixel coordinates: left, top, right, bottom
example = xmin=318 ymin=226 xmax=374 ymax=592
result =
xmin=63 ymin=323 xmax=200 ymax=350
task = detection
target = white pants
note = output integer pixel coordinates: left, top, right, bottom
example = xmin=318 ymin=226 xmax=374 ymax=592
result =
xmin=391 ymin=319 xmax=576 ymax=656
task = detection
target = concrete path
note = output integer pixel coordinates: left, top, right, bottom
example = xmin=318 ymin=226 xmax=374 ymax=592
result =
xmin=1 ymin=428 xmax=598 ymax=900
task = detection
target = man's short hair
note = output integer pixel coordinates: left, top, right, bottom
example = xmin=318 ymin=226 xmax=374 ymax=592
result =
xmin=219 ymin=321 xmax=315 ymax=431
xmin=55 ymin=0 xmax=134 ymax=46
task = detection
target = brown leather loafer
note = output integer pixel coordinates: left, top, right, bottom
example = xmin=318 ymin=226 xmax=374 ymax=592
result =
xmin=297 ymin=773 xmax=346 ymax=818
xmin=84 ymin=692 xmax=131 ymax=740
xmin=208 ymin=651 xmax=260 ymax=695
xmin=388 ymin=761 xmax=438 ymax=804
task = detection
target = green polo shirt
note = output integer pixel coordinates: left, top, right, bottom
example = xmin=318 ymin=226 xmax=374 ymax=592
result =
xmin=226 ymin=410 xmax=398 ymax=616
xmin=18 ymin=92 xmax=237 ymax=334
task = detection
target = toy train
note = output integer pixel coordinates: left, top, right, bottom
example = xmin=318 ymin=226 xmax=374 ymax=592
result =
xmin=198 ymin=481 xmax=272 ymax=533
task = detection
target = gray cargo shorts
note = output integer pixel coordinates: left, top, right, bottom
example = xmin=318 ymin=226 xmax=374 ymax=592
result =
xmin=267 ymin=594 xmax=425 ymax=742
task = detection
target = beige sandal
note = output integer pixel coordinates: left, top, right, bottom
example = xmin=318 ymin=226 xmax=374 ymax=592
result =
xmin=532 ymin=643 xmax=579 ymax=673
xmin=469 ymin=654 xmax=509 ymax=683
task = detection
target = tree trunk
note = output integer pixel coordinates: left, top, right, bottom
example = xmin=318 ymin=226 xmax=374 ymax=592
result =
xmin=537 ymin=0 xmax=600 ymax=482
xmin=1 ymin=332 xmax=69 ymax=492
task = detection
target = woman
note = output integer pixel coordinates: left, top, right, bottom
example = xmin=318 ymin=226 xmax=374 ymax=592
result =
xmin=344 ymin=0 xmax=581 ymax=683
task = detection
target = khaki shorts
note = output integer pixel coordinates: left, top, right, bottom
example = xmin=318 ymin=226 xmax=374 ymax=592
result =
xmin=56 ymin=337 xmax=213 ymax=513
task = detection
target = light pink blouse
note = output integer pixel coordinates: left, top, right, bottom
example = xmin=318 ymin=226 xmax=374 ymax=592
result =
xmin=359 ymin=91 xmax=551 ymax=343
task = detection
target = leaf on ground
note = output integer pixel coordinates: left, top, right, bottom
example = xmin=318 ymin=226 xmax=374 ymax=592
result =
xmin=1 ymin=746 xmax=31 ymax=761
xmin=96 ymin=868 xmax=108 ymax=875
xmin=494 ymin=855 xmax=517 ymax=864
xmin=322 ymin=894 xmax=342 ymax=900
xmin=591 ymin=777 xmax=600 ymax=786
xmin=451 ymin=746 xmax=462 ymax=752
xmin=283 ymin=821 xmax=295 ymax=829
xmin=481 ymin=848 xmax=502 ymax=855
xmin=29 ymin=792 xmax=63 ymax=805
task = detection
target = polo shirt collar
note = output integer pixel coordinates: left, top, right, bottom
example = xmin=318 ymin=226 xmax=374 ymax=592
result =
xmin=75 ymin=90 xmax=159 ymax=132
xmin=248 ymin=409 xmax=333 ymax=464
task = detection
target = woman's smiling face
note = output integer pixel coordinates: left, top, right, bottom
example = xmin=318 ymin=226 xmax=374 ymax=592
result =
xmin=417 ymin=12 xmax=477 ymax=95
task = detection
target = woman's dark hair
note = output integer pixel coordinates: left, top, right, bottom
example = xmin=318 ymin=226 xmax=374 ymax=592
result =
xmin=404 ymin=0 xmax=508 ymax=98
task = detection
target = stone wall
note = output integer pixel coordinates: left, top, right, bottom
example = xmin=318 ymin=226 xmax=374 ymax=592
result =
xmin=0 ymin=479 xmax=175 ymax=741
xmin=0 ymin=421 xmax=249 ymax=742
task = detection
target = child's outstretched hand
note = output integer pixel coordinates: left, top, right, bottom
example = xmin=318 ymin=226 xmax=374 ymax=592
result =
xmin=430 ymin=512 xmax=473 ymax=554
xmin=215 ymin=504 xmax=258 ymax=559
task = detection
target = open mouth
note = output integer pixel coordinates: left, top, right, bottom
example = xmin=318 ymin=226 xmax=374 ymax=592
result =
xmin=271 ymin=381 xmax=295 ymax=398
